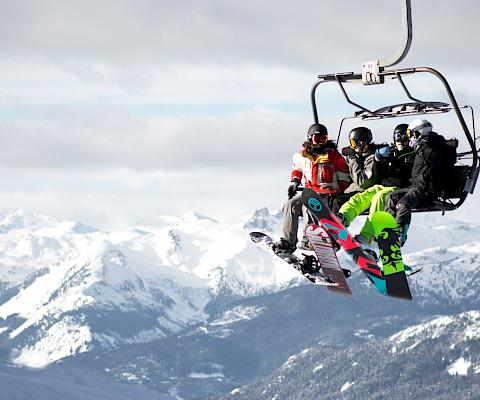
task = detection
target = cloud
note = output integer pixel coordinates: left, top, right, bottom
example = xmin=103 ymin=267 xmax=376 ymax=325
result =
xmin=0 ymin=1 xmax=478 ymax=70
xmin=0 ymin=105 xmax=309 ymax=171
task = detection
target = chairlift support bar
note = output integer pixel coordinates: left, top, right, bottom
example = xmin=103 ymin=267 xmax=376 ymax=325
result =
xmin=379 ymin=0 xmax=413 ymax=68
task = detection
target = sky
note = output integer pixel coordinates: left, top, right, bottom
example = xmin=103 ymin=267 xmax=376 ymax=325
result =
xmin=0 ymin=0 xmax=479 ymax=228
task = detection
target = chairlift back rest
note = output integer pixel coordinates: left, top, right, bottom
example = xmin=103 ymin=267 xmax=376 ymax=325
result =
xmin=440 ymin=137 xmax=464 ymax=199
xmin=441 ymin=138 xmax=463 ymax=198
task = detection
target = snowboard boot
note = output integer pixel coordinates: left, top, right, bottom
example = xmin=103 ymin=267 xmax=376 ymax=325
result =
xmin=398 ymin=224 xmax=409 ymax=247
xmin=272 ymin=238 xmax=296 ymax=255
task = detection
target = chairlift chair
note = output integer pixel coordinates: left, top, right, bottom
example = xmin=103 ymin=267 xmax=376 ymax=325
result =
xmin=310 ymin=0 xmax=480 ymax=213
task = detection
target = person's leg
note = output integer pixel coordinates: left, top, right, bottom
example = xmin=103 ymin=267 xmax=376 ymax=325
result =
xmin=385 ymin=188 xmax=409 ymax=218
xmin=359 ymin=186 xmax=398 ymax=242
xmin=339 ymin=185 xmax=385 ymax=226
xmin=395 ymin=186 xmax=425 ymax=245
xmin=282 ymin=194 xmax=303 ymax=247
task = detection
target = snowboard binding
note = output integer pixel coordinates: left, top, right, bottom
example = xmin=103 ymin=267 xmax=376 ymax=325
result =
xmin=300 ymin=254 xmax=320 ymax=274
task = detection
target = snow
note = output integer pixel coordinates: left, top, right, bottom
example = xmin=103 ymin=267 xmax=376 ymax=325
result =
xmin=447 ymin=357 xmax=471 ymax=376
xmin=188 ymin=372 xmax=225 ymax=379
xmin=389 ymin=311 xmax=480 ymax=359
xmin=313 ymin=365 xmax=324 ymax=373
xmin=389 ymin=315 xmax=456 ymax=352
xmin=210 ymin=306 xmax=266 ymax=326
xmin=340 ymin=381 xmax=355 ymax=392
xmin=13 ymin=317 xmax=92 ymax=368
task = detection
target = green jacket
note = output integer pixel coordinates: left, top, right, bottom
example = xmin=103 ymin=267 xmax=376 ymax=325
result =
xmin=344 ymin=150 xmax=377 ymax=194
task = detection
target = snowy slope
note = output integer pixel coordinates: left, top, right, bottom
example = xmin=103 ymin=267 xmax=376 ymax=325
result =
xmin=0 ymin=208 xmax=297 ymax=368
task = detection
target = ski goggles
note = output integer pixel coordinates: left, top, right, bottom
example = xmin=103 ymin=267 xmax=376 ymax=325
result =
xmin=308 ymin=132 xmax=327 ymax=145
xmin=349 ymin=138 xmax=368 ymax=149
xmin=406 ymin=128 xmax=422 ymax=139
xmin=394 ymin=132 xmax=409 ymax=143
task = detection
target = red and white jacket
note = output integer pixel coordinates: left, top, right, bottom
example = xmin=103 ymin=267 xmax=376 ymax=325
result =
xmin=291 ymin=142 xmax=351 ymax=195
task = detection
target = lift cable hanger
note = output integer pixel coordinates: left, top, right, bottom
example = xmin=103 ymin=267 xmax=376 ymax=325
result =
xmin=310 ymin=0 xmax=480 ymax=213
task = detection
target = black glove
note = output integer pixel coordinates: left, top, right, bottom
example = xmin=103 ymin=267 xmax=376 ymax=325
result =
xmin=341 ymin=146 xmax=355 ymax=157
xmin=288 ymin=181 xmax=300 ymax=199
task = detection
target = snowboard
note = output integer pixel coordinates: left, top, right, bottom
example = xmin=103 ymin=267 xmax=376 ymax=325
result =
xmin=371 ymin=211 xmax=412 ymax=300
xmin=301 ymin=188 xmax=388 ymax=297
xmin=305 ymin=224 xmax=352 ymax=295
xmin=249 ymin=231 xmax=341 ymax=287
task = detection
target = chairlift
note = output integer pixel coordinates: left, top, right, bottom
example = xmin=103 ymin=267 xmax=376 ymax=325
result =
xmin=310 ymin=0 xmax=480 ymax=213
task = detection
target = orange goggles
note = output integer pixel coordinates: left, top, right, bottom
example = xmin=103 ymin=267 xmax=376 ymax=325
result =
xmin=349 ymin=139 xmax=368 ymax=149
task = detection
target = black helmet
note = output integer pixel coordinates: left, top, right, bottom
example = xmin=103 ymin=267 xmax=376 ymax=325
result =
xmin=348 ymin=127 xmax=372 ymax=148
xmin=307 ymin=123 xmax=328 ymax=144
xmin=393 ymin=124 xmax=409 ymax=143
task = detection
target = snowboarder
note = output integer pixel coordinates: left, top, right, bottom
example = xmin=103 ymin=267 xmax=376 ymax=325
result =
xmin=385 ymin=119 xmax=450 ymax=246
xmin=273 ymin=123 xmax=351 ymax=254
xmin=336 ymin=124 xmax=415 ymax=245
xmin=331 ymin=126 xmax=381 ymax=212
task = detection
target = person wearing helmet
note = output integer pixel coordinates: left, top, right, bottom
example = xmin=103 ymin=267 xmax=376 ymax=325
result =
xmin=340 ymin=126 xmax=378 ymax=195
xmin=273 ymin=123 xmax=352 ymax=254
xmin=385 ymin=119 xmax=449 ymax=246
xmin=382 ymin=123 xmax=416 ymax=188
xmin=335 ymin=123 xmax=415 ymax=245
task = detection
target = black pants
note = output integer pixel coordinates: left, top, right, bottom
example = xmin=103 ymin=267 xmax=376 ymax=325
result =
xmin=385 ymin=186 xmax=431 ymax=232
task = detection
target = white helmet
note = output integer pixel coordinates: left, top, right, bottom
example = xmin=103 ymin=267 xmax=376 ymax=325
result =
xmin=407 ymin=119 xmax=433 ymax=138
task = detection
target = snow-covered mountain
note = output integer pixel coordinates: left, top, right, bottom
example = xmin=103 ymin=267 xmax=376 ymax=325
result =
xmin=0 ymin=208 xmax=295 ymax=369
xmin=212 ymin=310 xmax=480 ymax=400
xmin=1 ymin=207 xmax=480 ymax=399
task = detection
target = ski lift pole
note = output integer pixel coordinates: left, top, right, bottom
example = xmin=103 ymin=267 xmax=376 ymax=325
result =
xmin=379 ymin=0 xmax=412 ymax=68
xmin=362 ymin=0 xmax=412 ymax=84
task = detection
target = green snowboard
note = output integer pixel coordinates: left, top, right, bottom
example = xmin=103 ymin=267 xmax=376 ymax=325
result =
xmin=371 ymin=211 xmax=412 ymax=300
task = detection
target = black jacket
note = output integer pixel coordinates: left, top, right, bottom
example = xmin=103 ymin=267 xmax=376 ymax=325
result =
xmin=409 ymin=132 xmax=448 ymax=196
xmin=379 ymin=145 xmax=415 ymax=188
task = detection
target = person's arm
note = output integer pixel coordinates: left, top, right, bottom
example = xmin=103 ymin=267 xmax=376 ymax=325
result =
xmin=288 ymin=153 xmax=304 ymax=198
xmin=332 ymin=150 xmax=352 ymax=192
xmin=348 ymin=154 xmax=375 ymax=189
xmin=291 ymin=152 xmax=304 ymax=183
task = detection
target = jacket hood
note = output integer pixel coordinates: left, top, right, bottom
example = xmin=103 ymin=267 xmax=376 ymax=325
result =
xmin=427 ymin=131 xmax=446 ymax=147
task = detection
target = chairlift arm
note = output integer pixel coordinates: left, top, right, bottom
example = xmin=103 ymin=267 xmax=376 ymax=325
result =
xmin=395 ymin=73 xmax=424 ymax=104
xmin=378 ymin=0 xmax=413 ymax=68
